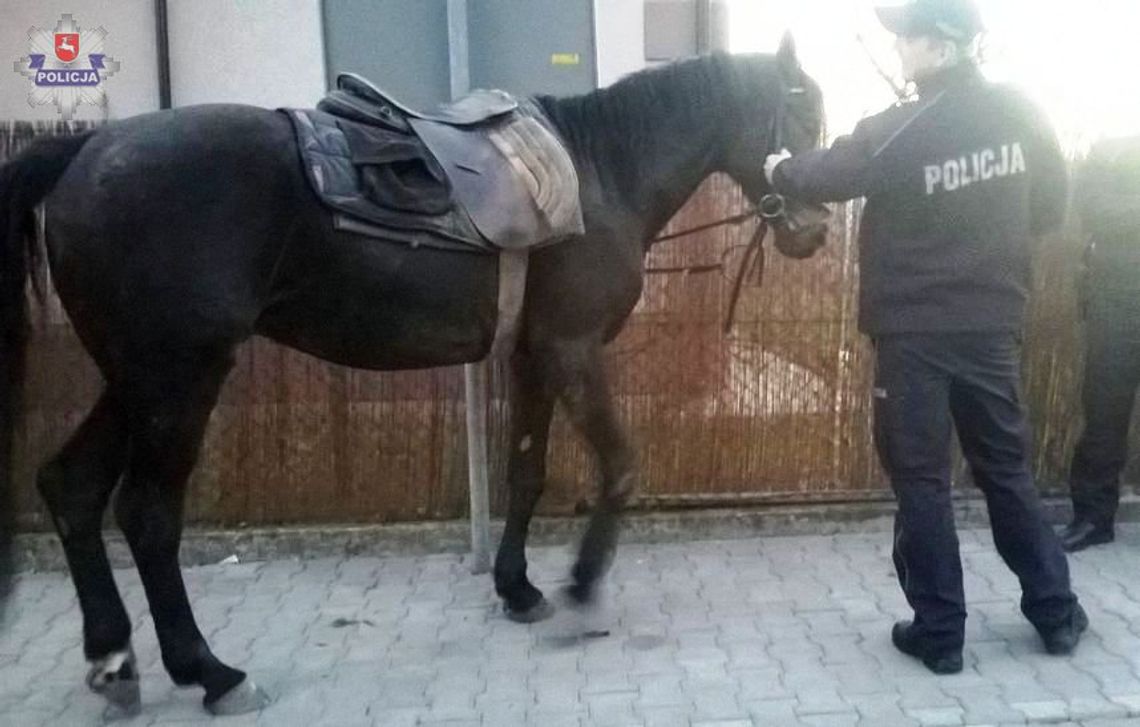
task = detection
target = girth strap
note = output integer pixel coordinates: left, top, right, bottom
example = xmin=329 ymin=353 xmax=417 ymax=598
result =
xmin=490 ymin=249 xmax=529 ymax=359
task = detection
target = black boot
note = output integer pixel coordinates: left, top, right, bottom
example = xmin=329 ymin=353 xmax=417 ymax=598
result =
xmin=1059 ymin=520 xmax=1114 ymax=553
xmin=891 ymin=621 xmax=963 ymax=675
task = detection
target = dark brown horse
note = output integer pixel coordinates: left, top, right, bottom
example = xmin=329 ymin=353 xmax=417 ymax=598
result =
xmin=0 ymin=42 xmax=827 ymax=717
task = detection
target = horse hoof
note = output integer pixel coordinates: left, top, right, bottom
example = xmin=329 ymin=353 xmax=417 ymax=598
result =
xmin=561 ymin=582 xmax=595 ymax=609
xmin=205 ymin=678 xmax=271 ymax=716
xmin=101 ymin=692 xmax=142 ymax=721
xmin=504 ymin=596 xmax=555 ymax=623
xmin=87 ymin=648 xmax=142 ymax=719
xmin=98 ymin=679 xmax=142 ymax=721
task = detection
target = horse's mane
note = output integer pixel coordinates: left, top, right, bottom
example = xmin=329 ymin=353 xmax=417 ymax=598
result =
xmin=536 ymin=52 xmax=782 ymax=164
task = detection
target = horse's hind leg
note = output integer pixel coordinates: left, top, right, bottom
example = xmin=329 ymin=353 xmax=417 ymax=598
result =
xmin=550 ymin=342 xmax=636 ymax=607
xmin=113 ymin=344 xmax=268 ymax=716
xmin=36 ymin=390 xmax=140 ymax=715
xmin=494 ymin=350 xmax=557 ymax=622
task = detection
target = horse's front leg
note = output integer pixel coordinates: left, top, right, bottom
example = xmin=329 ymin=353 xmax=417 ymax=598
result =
xmin=494 ymin=350 xmax=557 ymax=622
xmin=553 ymin=341 xmax=637 ymax=606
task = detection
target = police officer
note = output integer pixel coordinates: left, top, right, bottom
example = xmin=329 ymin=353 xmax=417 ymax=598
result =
xmin=1060 ymin=136 xmax=1140 ymax=552
xmin=765 ymin=0 xmax=1087 ymax=674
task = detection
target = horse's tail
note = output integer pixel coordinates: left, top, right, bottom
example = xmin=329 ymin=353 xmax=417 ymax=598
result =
xmin=0 ymin=130 xmax=94 ymax=610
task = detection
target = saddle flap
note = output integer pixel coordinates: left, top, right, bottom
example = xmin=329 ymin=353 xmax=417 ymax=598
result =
xmin=409 ymin=117 xmax=534 ymax=248
xmin=339 ymin=121 xmax=452 ymax=216
xmin=284 ymin=108 xmax=486 ymax=247
xmin=409 ymin=112 xmax=583 ymax=250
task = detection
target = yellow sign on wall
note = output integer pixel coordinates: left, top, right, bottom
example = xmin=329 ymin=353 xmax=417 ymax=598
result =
xmin=550 ymin=53 xmax=581 ymax=66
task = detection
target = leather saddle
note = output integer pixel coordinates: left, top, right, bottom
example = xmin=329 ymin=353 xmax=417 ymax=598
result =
xmin=285 ymin=73 xmax=583 ymax=253
xmin=321 ymin=73 xmax=518 ymax=130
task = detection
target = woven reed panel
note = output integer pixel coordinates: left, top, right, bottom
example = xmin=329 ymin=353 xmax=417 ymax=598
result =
xmin=4 ymin=122 xmax=1126 ymax=528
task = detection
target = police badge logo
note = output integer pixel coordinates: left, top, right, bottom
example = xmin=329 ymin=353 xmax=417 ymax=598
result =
xmin=13 ymin=14 xmax=121 ymax=120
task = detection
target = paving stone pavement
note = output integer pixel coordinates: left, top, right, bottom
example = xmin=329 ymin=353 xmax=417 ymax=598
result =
xmin=3 ymin=525 xmax=1140 ymax=726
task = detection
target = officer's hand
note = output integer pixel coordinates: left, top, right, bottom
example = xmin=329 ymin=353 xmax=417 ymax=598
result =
xmin=764 ymin=149 xmax=792 ymax=185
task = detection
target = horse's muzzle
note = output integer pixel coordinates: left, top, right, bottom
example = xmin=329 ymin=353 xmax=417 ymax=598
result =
xmin=772 ymin=200 xmax=830 ymax=259
xmin=780 ymin=199 xmax=830 ymax=235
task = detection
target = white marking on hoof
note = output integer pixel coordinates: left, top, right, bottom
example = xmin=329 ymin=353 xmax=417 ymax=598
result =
xmin=86 ymin=648 xmax=134 ymax=690
xmin=206 ymin=678 xmax=271 ymax=716
xmin=87 ymin=648 xmax=141 ymax=719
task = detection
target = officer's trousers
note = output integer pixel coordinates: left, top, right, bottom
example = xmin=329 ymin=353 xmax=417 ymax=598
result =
xmin=874 ymin=332 xmax=1077 ymax=650
xmin=1070 ymin=288 xmax=1140 ymax=528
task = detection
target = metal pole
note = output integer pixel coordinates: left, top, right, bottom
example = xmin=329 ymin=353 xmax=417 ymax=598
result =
xmin=696 ymin=0 xmax=712 ymax=55
xmin=463 ymin=361 xmax=492 ymax=574
xmin=154 ymin=0 xmax=172 ymax=109
xmin=447 ymin=0 xmax=470 ymax=102
xmin=448 ymin=0 xmax=491 ymax=575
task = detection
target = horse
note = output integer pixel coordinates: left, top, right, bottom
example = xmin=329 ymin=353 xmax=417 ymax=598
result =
xmin=0 ymin=39 xmax=828 ymax=717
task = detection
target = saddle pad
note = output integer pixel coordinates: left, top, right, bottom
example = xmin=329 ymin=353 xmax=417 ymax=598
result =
xmin=488 ymin=115 xmax=583 ymax=242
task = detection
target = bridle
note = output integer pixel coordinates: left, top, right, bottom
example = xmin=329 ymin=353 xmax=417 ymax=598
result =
xmin=646 ymin=82 xmax=807 ymax=332
xmin=755 ymin=81 xmax=798 ymax=223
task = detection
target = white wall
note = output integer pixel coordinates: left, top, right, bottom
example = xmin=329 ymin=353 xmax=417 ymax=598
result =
xmin=168 ymin=0 xmax=326 ymax=108
xmin=593 ymin=0 xmax=648 ymax=87
xmin=0 ymin=0 xmax=159 ymax=121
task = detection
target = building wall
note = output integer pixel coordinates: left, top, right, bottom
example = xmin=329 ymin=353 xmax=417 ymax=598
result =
xmin=168 ymin=0 xmax=326 ymax=109
xmin=321 ymin=0 xmax=451 ymax=109
xmin=1 ymin=0 xmax=608 ymax=122
xmin=0 ymin=0 xmax=160 ymax=120
xmin=594 ymin=0 xmax=730 ymax=89
xmin=594 ymin=0 xmax=648 ymax=88
xmin=468 ymin=0 xmax=596 ymax=97
xmin=321 ymin=0 xmax=598 ymax=108
xmin=1 ymin=0 xmax=326 ymax=121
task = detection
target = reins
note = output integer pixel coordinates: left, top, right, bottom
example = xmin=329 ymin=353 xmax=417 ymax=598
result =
xmin=645 ymin=211 xmax=772 ymax=334
xmin=642 ymin=77 xmax=799 ymax=333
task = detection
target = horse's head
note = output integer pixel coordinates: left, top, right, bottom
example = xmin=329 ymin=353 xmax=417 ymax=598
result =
xmin=720 ymin=36 xmax=830 ymax=259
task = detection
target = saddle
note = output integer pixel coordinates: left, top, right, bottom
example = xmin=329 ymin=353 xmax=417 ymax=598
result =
xmin=284 ymin=73 xmax=583 ymax=253
xmin=284 ymin=74 xmax=584 ymax=358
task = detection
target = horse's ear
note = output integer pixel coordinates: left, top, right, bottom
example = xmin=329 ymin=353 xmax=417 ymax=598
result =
xmin=777 ymin=31 xmax=799 ymax=73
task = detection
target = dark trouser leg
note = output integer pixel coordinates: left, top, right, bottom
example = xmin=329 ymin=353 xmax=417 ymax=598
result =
xmin=874 ymin=335 xmax=965 ymax=651
xmin=949 ymin=333 xmax=1076 ymax=632
xmin=1070 ymin=299 xmax=1140 ymax=528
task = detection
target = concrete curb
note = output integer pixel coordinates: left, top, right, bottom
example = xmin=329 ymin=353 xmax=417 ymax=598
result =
xmin=16 ymin=494 xmax=1132 ymax=573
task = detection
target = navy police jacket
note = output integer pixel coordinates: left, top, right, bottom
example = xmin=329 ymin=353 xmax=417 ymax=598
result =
xmin=773 ymin=63 xmax=1067 ymax=335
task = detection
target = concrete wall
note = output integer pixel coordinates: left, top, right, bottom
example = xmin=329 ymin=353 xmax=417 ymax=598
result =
xmin=594 ymin=0 xmax=648 ymax=87
xmin=594 ymin=0 xmax=730 ymax=89
xmin=168 ymin=0 xmax=326 ymax=108
xmin=0 ymin=0 xmax=159 ymax=120
xmin=1 ymin=0 xmax=326 ymax=121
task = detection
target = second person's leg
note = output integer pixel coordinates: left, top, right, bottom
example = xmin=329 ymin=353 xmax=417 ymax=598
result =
xmin=950 ymin=333 xmax=1083 ymax=653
